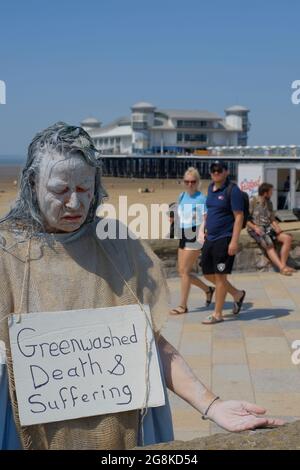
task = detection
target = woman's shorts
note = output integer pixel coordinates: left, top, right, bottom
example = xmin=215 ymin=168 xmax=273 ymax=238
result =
xmin=179 ymin=227 xmax=202 ymax=250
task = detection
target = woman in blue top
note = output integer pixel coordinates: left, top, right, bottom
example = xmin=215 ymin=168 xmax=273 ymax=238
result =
xmin=170 ymin=167 xmax=215 ymax=315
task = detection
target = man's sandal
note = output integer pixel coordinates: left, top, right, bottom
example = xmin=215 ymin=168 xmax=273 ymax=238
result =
xmin=205 ymin=286 xmax=215 ymax=306
xmin=280 ymin=268 xmax=293 ymax=276
xmin=233 ymin=290 xmax=246 ymax=315
xmin=202 ymin=314 xmax=224 ymax=325
xmin=170 ymin=305 xmax=188 ymax=315
xmin=286 ymin=267 xmax=297 ymax=273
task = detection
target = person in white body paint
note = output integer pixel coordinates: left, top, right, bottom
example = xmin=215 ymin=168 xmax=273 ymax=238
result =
xmin=0 ymin=123 xmax=283 ymax=450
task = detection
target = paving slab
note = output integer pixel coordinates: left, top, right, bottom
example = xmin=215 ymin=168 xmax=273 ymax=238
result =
xmin=163 ymin=272 xmax=300 ymax=440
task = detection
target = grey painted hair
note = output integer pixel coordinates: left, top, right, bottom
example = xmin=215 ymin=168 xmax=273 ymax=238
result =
xmin=0 ymin=121 xmax=105 ymax=233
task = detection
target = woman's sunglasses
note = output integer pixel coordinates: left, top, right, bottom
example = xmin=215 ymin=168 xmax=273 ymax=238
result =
xmin=210 ymin=168 xmax=224 ymax=174
xmin=184 ymin=180 xmax=197 ymax=185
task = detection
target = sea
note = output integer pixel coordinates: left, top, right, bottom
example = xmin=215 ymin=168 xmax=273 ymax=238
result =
xmin=0 ymin=155 xmax=26 ymax=166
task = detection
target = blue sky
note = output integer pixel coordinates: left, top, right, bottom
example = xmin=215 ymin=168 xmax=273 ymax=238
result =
xmin=0 ymin=0 xmax=300 ymax=154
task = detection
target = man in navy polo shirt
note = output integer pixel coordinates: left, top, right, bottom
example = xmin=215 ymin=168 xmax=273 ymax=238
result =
xmin=201 ymin=161 xmax=246 ymax=324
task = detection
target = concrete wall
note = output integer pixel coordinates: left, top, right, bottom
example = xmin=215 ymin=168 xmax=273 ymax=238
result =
xmin=225 ymin=113 xmax=242 ymax=130
xmin=148 ymin=230 xmax=300 ymax=278
xmin=211 ymin=131 xmax=238 ymax=146
xmin=138 ymin=420 xmax=300 ymax=450
xmin=150 ymin=130 xmax=177 ymax=147
xmin=120 ymin=136 xmax=132 ymax=153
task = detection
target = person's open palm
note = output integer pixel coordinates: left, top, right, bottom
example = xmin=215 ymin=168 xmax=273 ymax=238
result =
xmin=208 ymin=400 xmax=285 ymax=432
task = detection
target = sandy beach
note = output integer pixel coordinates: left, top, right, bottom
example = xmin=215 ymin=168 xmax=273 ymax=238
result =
xmin=1 ymin=166 xmax=300 ymax=234
xmin=0 ymin=165 xmax=210 ymax=219
xmin=0 ymin=166 xmax=21 ymax=217
xmin=2 ymin=164 xmax=300 ymax=237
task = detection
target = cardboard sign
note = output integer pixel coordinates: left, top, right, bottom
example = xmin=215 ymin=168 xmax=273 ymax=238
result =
xmin=8 ymin=304 xmax=165 ymax=426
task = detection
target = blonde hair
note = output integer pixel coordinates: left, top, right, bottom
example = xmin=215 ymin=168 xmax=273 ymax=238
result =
xmin=184 ymin=167 xmax=201 ymax=186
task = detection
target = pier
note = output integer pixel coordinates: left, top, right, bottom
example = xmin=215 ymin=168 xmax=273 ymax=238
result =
xmin=100 ymin=146 xmax=300 ymax=179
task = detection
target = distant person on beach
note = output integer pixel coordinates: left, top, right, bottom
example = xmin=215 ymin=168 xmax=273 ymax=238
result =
xmin=170 ymin=167 xmax=215 ymax=315
xmin=247 ymin=183 xmax=296 ymax=276
xmin=0 ymin=124 xmax=283 ymax=450
xmin=201 ymin=161 xmax=246 ymax=324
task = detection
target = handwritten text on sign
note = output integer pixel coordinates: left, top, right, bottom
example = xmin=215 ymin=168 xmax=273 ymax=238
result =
xmin=8 ymin=305 xmax=165 ymax=426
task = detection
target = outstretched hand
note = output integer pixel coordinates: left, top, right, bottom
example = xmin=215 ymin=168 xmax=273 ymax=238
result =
xmin=208 ymin=400 xmax=285 ymax=432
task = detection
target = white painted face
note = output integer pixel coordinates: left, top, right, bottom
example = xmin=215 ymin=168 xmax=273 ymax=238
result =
xmin=36 ymin=151 xmax=96 ymax=233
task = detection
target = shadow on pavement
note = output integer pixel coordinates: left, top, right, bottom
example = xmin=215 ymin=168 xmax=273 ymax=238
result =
xmin=225 ymin=307 xmax=291 ymax=322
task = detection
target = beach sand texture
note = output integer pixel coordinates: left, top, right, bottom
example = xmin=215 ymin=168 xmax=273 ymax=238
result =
xmin=1 ymin=166 xmax=300 ymax=234
xmin=0 ymin=165 xmax=210 ymax=218
xmin=0 ymin=166 xmax=21 ymax=217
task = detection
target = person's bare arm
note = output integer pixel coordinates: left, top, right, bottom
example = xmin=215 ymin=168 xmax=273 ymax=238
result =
xmin=157 ymin=335 xmax=284 ymax=431
xmin=197 ymin=218 xmax=206 ymax=244
xmin=267 ymin=201 xmax=282 ymax=233
xmin=271 ymin=219 xmax=283 ymax=234
xmin=247 ymin=220 xmax=256 ymax=230
xmin=247 ymin=219 xmax=264 ymax=235
xmin=228 ymin=211 xmax=243 ymax=256
xmin=157 ymin=335 xmax=216 ymax=414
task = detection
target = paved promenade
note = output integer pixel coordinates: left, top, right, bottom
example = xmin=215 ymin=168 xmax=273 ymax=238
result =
xmin=163 ymin=272 xmax=300 ymax=441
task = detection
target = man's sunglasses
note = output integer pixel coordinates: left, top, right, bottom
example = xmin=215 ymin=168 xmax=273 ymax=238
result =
xmin=210 ymin=167 xmax=224 ymax=174
xmin=184 ymin=180 xmax=197 ymax=184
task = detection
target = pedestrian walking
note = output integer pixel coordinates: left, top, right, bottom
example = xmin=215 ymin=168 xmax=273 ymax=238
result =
xmin=170 ymin=167 xmax=214 ymax=315
xmin=201 ymin=161 xmax=246 ymax=324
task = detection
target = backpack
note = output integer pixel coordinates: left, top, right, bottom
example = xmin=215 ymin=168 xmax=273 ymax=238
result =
xmin=226 ymin=182 xmax=250 ymax=229
xmin=168 ymin=192 xmax=185 ymax=239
